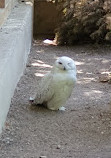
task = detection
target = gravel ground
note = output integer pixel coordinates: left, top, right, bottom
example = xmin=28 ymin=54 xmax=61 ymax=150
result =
xmin=0 ymin=39 xmax=111 ymax=158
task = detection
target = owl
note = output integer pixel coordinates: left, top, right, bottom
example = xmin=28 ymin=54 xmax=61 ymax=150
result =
xmin=30 ymin=56 xmax=77 ymax=111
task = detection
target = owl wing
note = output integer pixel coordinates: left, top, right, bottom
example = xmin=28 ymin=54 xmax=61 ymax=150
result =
xmin=34 ymin=72 xmax=55 ymax=104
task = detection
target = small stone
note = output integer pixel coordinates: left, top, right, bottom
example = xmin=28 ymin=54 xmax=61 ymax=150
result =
xmin=99 ymin=73 xmax=109 ymax=83
xmin=81 ymin=51 xmax=85 ymax=53
xmin=39 ymin=156 xmax=47 ymax=158
xmin=101 ymin=131 xmax=104 ymax=134
xmin=26 ymin=64 xmax=31 ymax=67
xmin=57 ymin=145 xmax=61 ymax=149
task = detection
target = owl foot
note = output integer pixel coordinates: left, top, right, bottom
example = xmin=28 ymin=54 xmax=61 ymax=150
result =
xmin=59 ymin=106 xmax=66 ymax=111
xmin=29 ymin=97 xmax=34 ymax=104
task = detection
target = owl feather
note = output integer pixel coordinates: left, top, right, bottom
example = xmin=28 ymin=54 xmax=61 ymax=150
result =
xmin=30 ymin=56 xmax=77 ymax=111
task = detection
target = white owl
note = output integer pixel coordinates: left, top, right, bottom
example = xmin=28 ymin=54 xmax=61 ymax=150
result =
xmin=30 ymin=56 xmax=77 ymax=111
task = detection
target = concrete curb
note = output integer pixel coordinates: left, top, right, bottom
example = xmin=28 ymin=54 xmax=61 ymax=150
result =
xmin=0 ymin=2 xmax=33 ymax=133
xmin=0 ymin=0 xmax=18 ymax=28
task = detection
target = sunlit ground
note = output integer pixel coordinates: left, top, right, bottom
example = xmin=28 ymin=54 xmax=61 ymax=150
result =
xmin=30 ymin=41 xmax=111 ymax=103
xmin=1 ymin=39 xmax=111 ymax=158
xmin=43 ymin=39 xmax=57 ymax=46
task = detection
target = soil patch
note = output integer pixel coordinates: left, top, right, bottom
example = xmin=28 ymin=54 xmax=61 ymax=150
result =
xmin=0 ymin=40 xmax=111 ymax=158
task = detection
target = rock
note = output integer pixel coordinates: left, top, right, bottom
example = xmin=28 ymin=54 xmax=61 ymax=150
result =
xmin=98 ymin=73 xmax=109 ymax=82
xmin=57 ymin=145 xmax=61 ymax=149
xmin=39 ymin=156 xmax=47 ymax=158
xmin=26 ymin=64 xmax=31 ymax=67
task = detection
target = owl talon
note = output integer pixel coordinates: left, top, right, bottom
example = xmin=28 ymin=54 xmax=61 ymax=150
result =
xmin=29 ymin=97 xmax=34 ymax=104
xmin=59 ymin=106 xmax=66 ymax=111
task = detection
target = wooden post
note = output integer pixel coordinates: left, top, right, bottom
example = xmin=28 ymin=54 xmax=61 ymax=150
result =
xmin=0 ymin=0 xmax=5 ymax=8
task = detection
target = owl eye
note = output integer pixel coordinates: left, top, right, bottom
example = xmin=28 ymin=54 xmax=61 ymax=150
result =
xmin=58 ymin=62 xmax=62 ymax=65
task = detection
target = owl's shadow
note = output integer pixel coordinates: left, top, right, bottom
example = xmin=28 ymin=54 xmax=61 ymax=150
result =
xmin=28 ymin=103 xmax=66 ymax=116
xmin=29 ymin=103 xmax=47 ymax=111
xmin=28 ymin=103 xmax=59 ymax=114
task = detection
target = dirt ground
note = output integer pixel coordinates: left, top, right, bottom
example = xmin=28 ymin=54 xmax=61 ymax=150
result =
xmin=0 ymin=39 xmax=111 ymax=158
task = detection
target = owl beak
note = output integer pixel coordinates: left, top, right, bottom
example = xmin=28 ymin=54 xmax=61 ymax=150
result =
xmin=64 ymin=67 xmax=66 ymax=70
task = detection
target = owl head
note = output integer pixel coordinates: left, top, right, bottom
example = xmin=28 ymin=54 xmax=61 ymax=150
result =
xmin=55 ymin=56 xmax=76 ymax=71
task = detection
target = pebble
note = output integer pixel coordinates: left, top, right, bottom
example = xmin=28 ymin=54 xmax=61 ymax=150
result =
xmin=81 ymin=51 xmax=85 ymax=53
xmin=26 ymin=64 xmax=31 ymax=67
xmin=39 ymin=156 xmax=47 ymax=158
xmin=57 ymin=145 xmax=61 ymax=149
xmin=101 ymin=131 xmax=104 ymax=134
xmin=3 ymin=137 xmax=13 ymax=144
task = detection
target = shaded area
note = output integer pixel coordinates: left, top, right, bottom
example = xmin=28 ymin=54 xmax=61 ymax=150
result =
xmin=55 ymin=0 xmax=111 ymax=45
xmin=33 ymin=0 xmax=62 ymax=38
xmin=0 ymin=40 xmax=111 ymax=158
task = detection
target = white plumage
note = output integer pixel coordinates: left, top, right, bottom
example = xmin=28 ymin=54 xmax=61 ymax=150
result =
xmin=30 ymin=56 xmax=77 ymax=111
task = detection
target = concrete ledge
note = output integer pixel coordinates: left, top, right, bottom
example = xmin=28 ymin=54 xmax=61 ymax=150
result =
xmin=0 ymin=0 xmax=18 ymax=28
xmin=0 ymin=1 xmax=33 ymax=133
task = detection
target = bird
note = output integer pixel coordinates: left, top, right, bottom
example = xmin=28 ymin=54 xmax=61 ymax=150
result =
xmin=29 ymin=56 xmax=77 ymax=111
